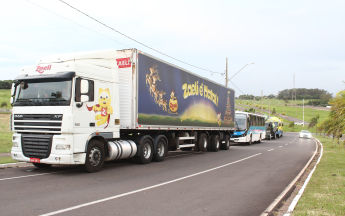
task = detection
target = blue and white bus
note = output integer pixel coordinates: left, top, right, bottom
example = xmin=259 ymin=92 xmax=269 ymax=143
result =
xmin=231 ymin=111 xmax=266 ymax=145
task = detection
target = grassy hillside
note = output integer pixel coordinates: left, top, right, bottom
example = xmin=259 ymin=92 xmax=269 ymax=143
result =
xmin=236 ymin=99 xmax=329 ymax=123
xmin=0 ymin=113 xmax=13 ymax=153
xmin=0 ymin=89 xmax=11 ymax=110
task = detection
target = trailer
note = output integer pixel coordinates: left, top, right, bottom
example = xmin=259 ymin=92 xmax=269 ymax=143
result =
xmin=10 ymin=49 xmax=235 ymax=172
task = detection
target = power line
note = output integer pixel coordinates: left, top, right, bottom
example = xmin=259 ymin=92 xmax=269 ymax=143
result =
xmin=26 ymin=0 xmax=131 ymax=48
xmin=229 ymin=80 xmax=246 ymax=95
xmin=58 ymin=0 xmax=224 ymax=76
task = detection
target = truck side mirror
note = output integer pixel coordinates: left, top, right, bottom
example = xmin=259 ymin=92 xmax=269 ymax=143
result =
xmin=80 ymin=95 xmax=89 ymax=103
xmin=81 ymin=80 xmax=89 ymax=94
xmin=11 ymin=83 xmax=15 ymax=96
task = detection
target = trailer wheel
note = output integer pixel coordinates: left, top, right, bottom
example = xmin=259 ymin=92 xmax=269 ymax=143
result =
xmin=221 ymin=135 xmax=230 ymax=150
xmin=82 ymin=139 xmax=105 ymax=173
xmin=135 ymin=138 xmax=153 ymax=164
xmin=198 ymin=133 xmax=208 ymax=152
xmin=153 ymin=138 xmax=167 ymax=162
xmin=210 ymin=135 xmax=220 ymax=152
xmin=33 ymin=163 xmax=52 ymax=169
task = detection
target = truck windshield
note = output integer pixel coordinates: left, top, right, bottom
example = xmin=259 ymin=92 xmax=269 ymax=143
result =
xmin=235 ymin=114 xmax=247 ymax=130
xmin=14 ymin=80 xmax=72 ymax=106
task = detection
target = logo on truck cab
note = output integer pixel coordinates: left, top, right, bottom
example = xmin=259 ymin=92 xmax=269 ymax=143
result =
xmin=36 ymin=65 xmax=52 ymax=73
xmin=116 ymin=58 xmax=131 ymax=68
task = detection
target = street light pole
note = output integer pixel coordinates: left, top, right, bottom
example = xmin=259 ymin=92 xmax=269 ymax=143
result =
xmin=225 ymin=62 xmax=255 ymax=87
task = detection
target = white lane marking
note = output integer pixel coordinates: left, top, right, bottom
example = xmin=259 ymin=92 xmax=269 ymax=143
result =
xmin=279 ymin=146 xmax=282 ymax=148
xmin=268 ymin=149 xmax=274 ymax=151
xmin=40 ymin=153 xmax=262 ymax=216
xmin=0 ymin=163 xmax=124 ymax=182
xmin=285 ymin=144 xmax=288 ymax=145
xmin=0 ymin=170 xmax=72 ymax=181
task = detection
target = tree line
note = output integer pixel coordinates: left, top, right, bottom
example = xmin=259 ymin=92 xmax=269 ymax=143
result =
xmin=0 ymin=80 xmax=13 ymax=89
xmin=309 ymin=90 xmax=345 ymax=146
xmin=277 ymin=88 xmax=332 ymax=100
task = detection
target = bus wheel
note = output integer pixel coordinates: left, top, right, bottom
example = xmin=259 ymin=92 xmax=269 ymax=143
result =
xmin=258 ymin=135 xmax=261 ymax=143
xmin=198 ymin=133 xmax=208 ymax=152
xmin=221 ymin=135 xmax=230 ymax=150
xmin=82 ymin=139 xmax=105 ymax=173
xmin=210 ymin=135 xmax=220 ymax=152
xmin=248 ymin=135 xmax=252 ymax=145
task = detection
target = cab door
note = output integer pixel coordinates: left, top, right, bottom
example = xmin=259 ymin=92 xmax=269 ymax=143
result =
xmin=72 ymin=78 xmax=96 ymax=152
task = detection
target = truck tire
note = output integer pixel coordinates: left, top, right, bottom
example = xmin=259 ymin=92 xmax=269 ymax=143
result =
xmin=33 ymin=163 xmax=52 ymax=169
xmin=82 ymin=139 xmax=105 ymax=173
xmin=220 ymin=135 xmax=230 ymax=150
xmin=198 ymin=133 xmax=208 ymax=152
xmin=135 ymin=138 xmax=153 ymax=164
xmin=210 ymin=135 xmax=220 ymax=152
xmin=153 ymin=138 xmax=167 ymax=162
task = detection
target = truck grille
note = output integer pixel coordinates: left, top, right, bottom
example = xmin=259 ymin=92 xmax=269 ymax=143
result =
xmin=21 ymin=134 xmax=53 ymax=159
xmin=13 ymin=114 xmax=62 ymax=133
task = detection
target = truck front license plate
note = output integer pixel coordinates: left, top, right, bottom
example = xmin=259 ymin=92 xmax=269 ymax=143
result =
xmin=30 ymin=158 xmax=40 ymax=163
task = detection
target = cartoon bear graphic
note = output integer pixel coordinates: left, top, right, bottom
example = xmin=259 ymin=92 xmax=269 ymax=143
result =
xmin=86 ymin=88 xmax=113 ymax=129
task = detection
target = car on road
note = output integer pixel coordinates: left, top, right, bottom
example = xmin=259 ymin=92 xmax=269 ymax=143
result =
xmin=295 ymin=122 xmax=304 ymax=125
xmin=299 ymin=130 xmax=312 ymax=139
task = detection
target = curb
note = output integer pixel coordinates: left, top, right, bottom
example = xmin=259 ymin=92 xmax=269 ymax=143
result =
xmin=260 ymin=136 xmax=319 ymax=216
xmin=283 ymin=138 xmax=323 ymax=215
xmin=0 ymin=162 xmax=30 ymax=168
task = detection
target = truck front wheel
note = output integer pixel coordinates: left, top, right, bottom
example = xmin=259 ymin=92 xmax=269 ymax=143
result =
xmin=82 ymin=140 xmax=105 ymax=173
xmin=135 ymin=139 xmax=153 ymax=164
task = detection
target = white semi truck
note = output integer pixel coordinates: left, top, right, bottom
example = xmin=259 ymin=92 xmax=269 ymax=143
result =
xmin=10 ymin=49 xmax=235 ymax=172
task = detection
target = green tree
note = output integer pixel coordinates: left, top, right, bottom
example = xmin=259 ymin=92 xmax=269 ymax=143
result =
xmin=289 ymin=121 xmax=295 ymax=132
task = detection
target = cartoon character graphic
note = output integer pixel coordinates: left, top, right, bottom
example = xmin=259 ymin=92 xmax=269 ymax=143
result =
xmin=86 ymin=88 xmax=113 ymax=129
xmin=169 ymin=91 xmax=178 ymax=113
xmin=217 ymin=113 xmax=222 ymax=126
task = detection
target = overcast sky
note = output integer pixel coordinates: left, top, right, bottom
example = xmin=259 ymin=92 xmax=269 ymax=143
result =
xmin=1 ymin=0 xmax=344 ymax=96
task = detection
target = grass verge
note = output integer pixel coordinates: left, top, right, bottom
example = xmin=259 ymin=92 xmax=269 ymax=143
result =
xmin=0 ymin=113 xmax=13 ymax=153
xmin=0 ymin=156 xmax=16 ymax=164
xmin=293 ymin=135 xmax=345 ymax=215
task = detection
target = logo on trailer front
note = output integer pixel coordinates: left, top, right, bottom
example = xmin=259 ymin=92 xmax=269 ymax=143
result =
xmin=36 ymin=65 xmax=52 ymax=73
xmin=116 ymin=58 xmax=131 ymax=68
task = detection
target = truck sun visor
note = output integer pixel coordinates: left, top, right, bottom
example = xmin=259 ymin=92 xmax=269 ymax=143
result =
xmin=15 ymin=71 xmax=76 ymax=82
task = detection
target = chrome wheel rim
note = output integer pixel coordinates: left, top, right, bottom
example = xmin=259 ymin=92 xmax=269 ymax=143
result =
xmin=157 ymin=142 xmax=164 ymax=157
xmin=89 ymin=147 xmax=101 ymax=166
xmin=216 ymin=138 xmax=219 ymax=149
xmin=226 ymin=139 xmax=230 ymax=147
xmin=203 ymin=138 xmax=207 ymax=149
xmin=143 ymin=143 xmax=152 ymax=159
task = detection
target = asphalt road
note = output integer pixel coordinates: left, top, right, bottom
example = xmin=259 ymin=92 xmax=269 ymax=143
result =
xmin=0 ymin=133 xmax=316 ymax=216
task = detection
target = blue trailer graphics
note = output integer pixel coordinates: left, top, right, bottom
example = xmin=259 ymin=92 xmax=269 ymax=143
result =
xmin=137 ymin=53 xmax=235 ymax=128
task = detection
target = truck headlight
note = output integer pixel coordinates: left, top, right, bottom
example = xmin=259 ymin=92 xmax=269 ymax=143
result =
xmin=56 ymin=144 xmax=71 ymax=150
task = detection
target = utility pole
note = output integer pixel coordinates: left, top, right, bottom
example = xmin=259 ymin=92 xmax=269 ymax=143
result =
xmin=225 ymin=58 xmax=228 ymax=87
xmin=269 ymin=100 xmax=270 ymax=118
